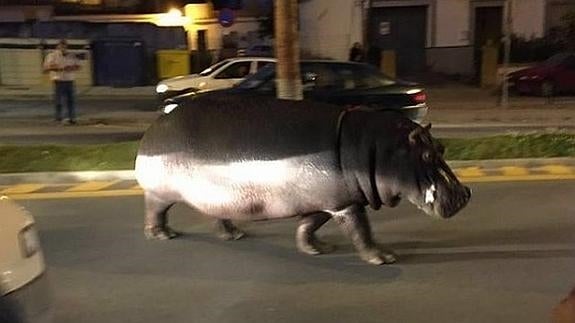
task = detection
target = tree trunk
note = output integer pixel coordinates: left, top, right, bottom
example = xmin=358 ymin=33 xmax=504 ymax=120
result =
xmin=274 ymin=0 xmax=302 ymax=101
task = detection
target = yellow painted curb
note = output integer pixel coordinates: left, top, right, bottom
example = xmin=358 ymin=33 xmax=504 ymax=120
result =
xmin=1 ymin=165 xmax=574 ymax=200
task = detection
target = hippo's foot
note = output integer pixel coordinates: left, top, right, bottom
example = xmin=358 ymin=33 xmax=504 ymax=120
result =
xmin=359 ymin=247 xmax=397 ymax=265
xmin=216 ymin=220 xmax=246 ymax=241
xmin=217 ymin=228 xmax=246 ymax=241
xmin=297 ymin=237 xmax=335 ymax=256
xmin=144 ymin=225 xmax=179 ymax=240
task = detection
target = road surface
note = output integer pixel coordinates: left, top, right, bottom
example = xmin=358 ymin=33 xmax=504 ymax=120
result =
xmin=16 ymin=180 xmax=575 ymax=323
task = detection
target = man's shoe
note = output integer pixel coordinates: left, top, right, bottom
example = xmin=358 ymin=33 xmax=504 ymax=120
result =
xmin=67 ymin=119 xmax=77 ymax=125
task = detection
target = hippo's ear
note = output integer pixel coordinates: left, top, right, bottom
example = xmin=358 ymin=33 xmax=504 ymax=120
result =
xmin=408 ymin=127 xmax=423 ymax=145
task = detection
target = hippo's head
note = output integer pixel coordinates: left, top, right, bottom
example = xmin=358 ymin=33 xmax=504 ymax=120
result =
xmin=340 ymin=112 xmax=471 ymax=219
xmin=399 ymin=124 xmax=471 ymax=218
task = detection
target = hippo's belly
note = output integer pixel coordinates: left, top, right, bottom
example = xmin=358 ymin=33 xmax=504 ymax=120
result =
xmin=135 ymin=152 xmax=351 ymax=220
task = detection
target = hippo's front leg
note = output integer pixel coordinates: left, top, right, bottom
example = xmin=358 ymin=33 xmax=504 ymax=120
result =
xmin=327 ymin=204 xmax=396 ymax=265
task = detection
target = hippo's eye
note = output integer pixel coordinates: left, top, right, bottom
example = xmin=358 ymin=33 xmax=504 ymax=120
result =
xmin=422 ymin=151 xmax=432 ymax=162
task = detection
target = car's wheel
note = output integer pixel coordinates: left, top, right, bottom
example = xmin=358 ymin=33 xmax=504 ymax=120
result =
xmin=540 ymin=81 xmax=555 ymax=97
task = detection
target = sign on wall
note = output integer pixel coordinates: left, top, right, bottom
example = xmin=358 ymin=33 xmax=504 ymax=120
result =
xmin=219 ymin=8 xmax=235 ymax=28
xmin=379 ymin=21 xmax=391 ymax=35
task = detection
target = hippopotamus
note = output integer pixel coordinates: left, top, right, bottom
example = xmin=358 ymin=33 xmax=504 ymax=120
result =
xmin=135 ymin=93 xmax=471 ymax=265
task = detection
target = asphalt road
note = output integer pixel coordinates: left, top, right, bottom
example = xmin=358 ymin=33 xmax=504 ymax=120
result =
xmin=18 ymin=180 xmax=575 ymax=323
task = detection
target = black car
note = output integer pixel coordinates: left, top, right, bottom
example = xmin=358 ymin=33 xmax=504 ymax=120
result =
xmin=161 ymin=60 xmax=428 ymax=122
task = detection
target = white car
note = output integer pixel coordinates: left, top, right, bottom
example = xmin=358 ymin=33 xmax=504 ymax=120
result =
xmin=155 ymin=57 xmax=276 ymax=100
xmin=0 ymin=196 xmax=52 ymax=323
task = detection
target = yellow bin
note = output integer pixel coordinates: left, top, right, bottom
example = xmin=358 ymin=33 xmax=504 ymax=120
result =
xmin=157 ymin=50 xmax=190 ymax=79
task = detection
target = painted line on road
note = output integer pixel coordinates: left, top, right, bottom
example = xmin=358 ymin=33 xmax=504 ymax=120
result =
xmin=461 ymin=174 xmax=575 ymax=183
xmin=8 ymin=189 xmax=143 ymax=200
xmin=0 ymin=183 xmax=47 ymax=194
xmin=65 ymin=180 xmax=119 ymax=192
xmin=3 ymin=174 xmax=575 ymax=200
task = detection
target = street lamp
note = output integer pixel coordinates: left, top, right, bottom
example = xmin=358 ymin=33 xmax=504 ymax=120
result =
xmin=155 ymin=8 xmax=190 ymax=27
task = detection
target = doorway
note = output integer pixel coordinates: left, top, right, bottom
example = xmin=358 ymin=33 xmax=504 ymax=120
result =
xmin=473 ymin=5 xmax=503 ymax=81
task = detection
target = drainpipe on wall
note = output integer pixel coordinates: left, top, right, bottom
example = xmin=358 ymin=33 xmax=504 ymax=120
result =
xmin=362 ymin=0 xmax=371 ymax=50
xmin=500 ymin=0 xmax=513 ymax=108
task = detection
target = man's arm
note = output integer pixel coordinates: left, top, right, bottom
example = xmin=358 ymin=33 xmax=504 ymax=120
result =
xmin=42 ymin=53 xmax=62 ymax=73
xmin=64 ymin=55 xmax=81 ymax=72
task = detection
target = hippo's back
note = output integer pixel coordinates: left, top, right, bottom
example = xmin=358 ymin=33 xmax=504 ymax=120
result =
xmin=135 ymin=93 xmax=350 ymax=218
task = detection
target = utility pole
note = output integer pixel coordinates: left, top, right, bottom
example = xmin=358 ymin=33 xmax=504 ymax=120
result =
xmin=501 ymin=0 xmax=513 ymax=108
xmin=274 ymin=0 xmax=303 ymax=100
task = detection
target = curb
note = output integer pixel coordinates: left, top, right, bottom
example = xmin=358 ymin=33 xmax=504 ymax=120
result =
xmin=0 ymin=158 xmax=574 ymax=186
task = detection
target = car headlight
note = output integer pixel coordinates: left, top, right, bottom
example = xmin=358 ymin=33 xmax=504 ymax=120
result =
xmin=156 ymin=84 xmax=169 ymax=93
xmin=162 ymin=103 xmax=178 ymax=114
xmin=19 ymin=224 xmax=40 ymax=258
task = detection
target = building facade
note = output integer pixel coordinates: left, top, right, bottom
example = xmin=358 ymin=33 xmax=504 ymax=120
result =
xmin=0 ymin=0 xmax=270 ymax=86
xmin=299 ymin=0 xmax=575 ymax=79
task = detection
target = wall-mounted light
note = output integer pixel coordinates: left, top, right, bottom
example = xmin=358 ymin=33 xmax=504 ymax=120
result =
xmin=155 ymin=8 xmax=191 ymax=27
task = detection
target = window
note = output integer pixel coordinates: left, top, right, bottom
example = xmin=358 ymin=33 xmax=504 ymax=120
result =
xmin=199 ymin=60 xmax=230 ymax=77
xmin=214 ymin=61 xmax=251 ymax=79
xmin=301 ymin=64 xmax=340 ymax=90
xmin=257 ymin=61 xmax=274 ymax=71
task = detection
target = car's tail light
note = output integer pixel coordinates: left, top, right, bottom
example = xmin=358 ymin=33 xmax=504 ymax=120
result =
xmin=411 ymin=91 xmax=427 ymax=104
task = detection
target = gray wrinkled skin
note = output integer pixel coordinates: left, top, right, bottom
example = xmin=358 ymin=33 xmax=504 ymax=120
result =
xmin=135 ymin=93 xmax=471 ymax=265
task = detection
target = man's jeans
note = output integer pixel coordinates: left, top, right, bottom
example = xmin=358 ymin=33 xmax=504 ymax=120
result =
xmin=53 ymin=80 xmax=76 ymax=121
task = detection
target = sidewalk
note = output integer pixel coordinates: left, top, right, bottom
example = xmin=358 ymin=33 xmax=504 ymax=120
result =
xmin=0 ymin=84 xmax=573 ymax=141
xmin=0 ymin=85 xmax=156 ymax=100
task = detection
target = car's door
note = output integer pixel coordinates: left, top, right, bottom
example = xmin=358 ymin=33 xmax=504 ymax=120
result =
xmin=555 ymin=55 xmax=575 ymax=93
xmin=211 ymin=61 xmax=253 ymax=89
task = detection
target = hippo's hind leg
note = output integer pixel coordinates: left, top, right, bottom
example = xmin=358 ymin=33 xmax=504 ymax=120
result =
xmin=144 ymin=192 xmax=178 ymax=240
xmin=328 ymin=204 xmax=396 ymax=265
xmin=215 ymin=219 xmax=246 ymax=241
xmin=296 ymin=212 xmax=335 ymax=255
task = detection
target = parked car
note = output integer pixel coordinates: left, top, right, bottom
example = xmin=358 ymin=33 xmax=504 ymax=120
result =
xmin=161 ymin=60 xmax=428 ymax=123
xmin=508 ymin=52 xmax=575 ymax=96
xmin=155 ymin=57 xmax=276 ymax=100
xmin=0 ymin=196 xmax=51 ymax=323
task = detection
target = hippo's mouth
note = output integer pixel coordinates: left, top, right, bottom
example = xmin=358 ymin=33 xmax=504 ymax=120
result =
xmin=414 ymin=184 xmax=471 ymax=219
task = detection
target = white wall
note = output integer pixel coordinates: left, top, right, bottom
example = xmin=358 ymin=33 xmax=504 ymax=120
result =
xmin=435 ymin=0 xmax=471 ymax=47
xmin=299 ymin=0 xmax=363 ymax=60
xmin=0 ymin=38 xmax=92 ymax=86
xmin=512 ymin=0 xmax=545 ymax=38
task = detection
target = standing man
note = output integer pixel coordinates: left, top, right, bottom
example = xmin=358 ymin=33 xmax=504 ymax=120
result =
xmin=43 ymin=39 xmax=80 ymax=125
xmin=348 ymin=42 xmax=365 ymax=62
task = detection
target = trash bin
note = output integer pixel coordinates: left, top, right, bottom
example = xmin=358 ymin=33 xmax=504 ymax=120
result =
xmin=157 ymin=50 xmax=190 ymax=79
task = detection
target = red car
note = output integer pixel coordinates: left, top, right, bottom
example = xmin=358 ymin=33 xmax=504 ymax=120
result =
xmin=508 ymin=52 xmax=575 ymax=96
